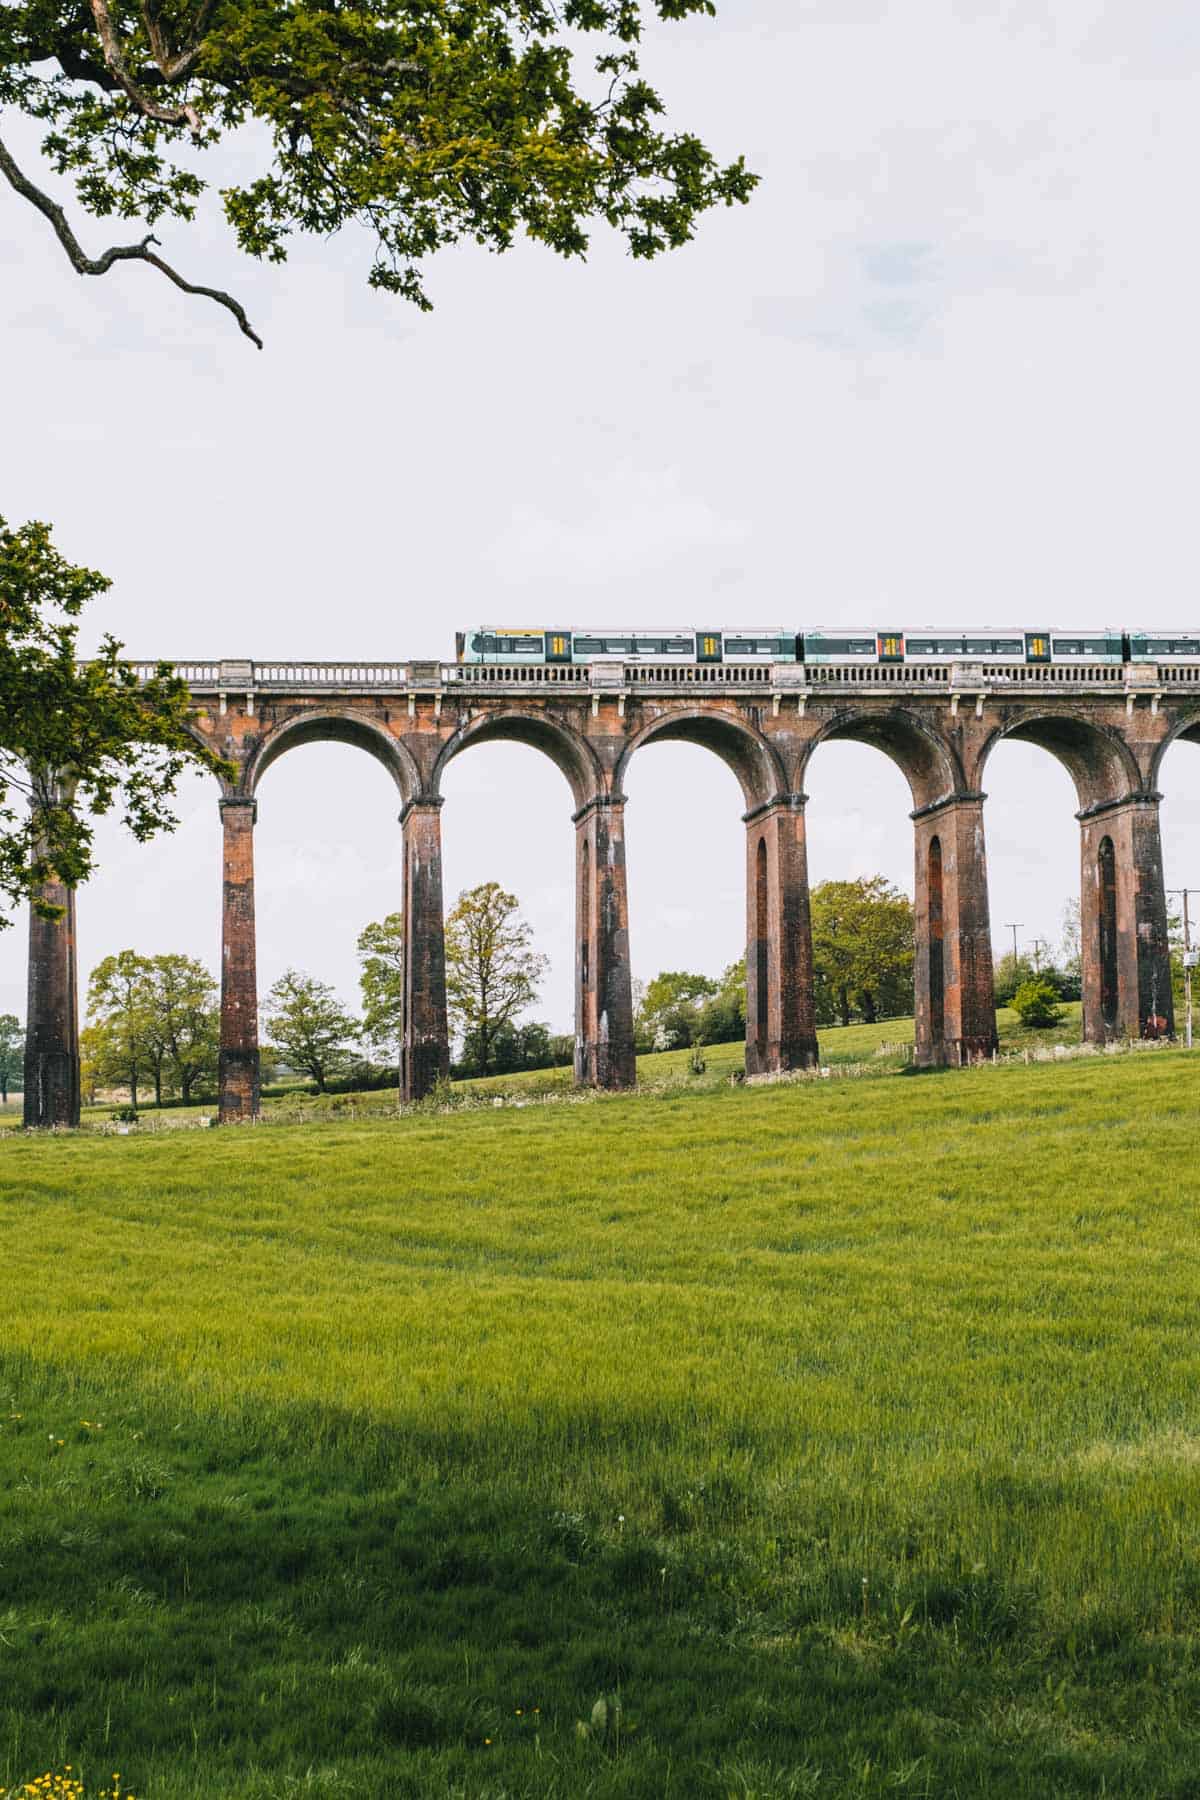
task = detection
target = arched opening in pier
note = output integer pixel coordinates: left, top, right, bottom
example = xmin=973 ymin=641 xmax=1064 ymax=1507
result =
xmin=972 ymin=740 xmax=1080 ymax=1025
xmin=436 ymin=729 xmax=582 ymax=1063
xmin=40 ymin=765 xmax=224 ymax=1076
xmin=253 ymin=740 xmax=407 ymax=1024
xmin=800 ymin=741 xmax=917 ymax=1041
xmin=928 ymin=835 xmax=945 ymax=1041
xmin=1150 ymin=719 xmax=1200 ymax=1037
xmin=978 ymin=715 xmax=1143 ymax=1043
xmin=801 ymin=711 xmax=954 ymax=1053
xmin=618 ymin=712 xmax=779 ymax=1066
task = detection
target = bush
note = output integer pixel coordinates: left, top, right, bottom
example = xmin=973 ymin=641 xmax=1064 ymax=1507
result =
xmin=1011 ymin=978 xmax=1065 ymax=1029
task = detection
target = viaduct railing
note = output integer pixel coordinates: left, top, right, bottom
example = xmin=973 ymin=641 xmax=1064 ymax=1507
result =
xmin=23 ymin=657 xmax=1200 ymax=1126
xmin=125 ymin=657 xmax=1180 ymax=694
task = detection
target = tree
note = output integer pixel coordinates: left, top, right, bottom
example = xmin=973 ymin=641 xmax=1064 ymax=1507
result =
xmin=444 ymin=882 xmax=547 ymax=1076
xmin=993 ymin=951 xmax=1037 ymax=1006
xmin=86 ymin=950 xmax=155 ymax=1111
xmin=696 ymin=959 xmax=746 ymax=1045
xmin=0 ymin=2 xmax=756 ymax=345
xmin=1011 ymin=977 xmax=1065 ymax=1029
xmin=357 ymin=913 xmax=404 ymax=1067
xmin=147 ymin=953 xmax=218 ymax=1102
xmin=0 ymin=1013 xmax=21 ymax=1103
xmin=0 ymin=517 xmax=226 ymax=924
xmin=634 ymin=968 xmax=717 ymax=1051
xmin=810 ymin=877 xmax=914 ymax=1028
xmin=79 ymin=1022 xmax=104 ymax=1107
xmin=263 ymin=970 xmax=359 ymax=1093
xmin=459 ymin=1018 xmax=555 ymax=1077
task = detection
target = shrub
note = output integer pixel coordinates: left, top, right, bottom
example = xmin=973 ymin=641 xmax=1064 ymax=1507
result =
xmin=1011 ymin=977 xmax=1065 ymax=1028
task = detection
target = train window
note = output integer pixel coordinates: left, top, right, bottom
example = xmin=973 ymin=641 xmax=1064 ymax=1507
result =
xmin=574 ymin=638 xmax=604 ymax=654
xmin=805 ymin=636 xmax=876 ymax=656
xmin=726 ymin=637 xmax=792 ymax=656
xmin=1054 ymin=638 xmax=1118 ymax=658
xmin=906 ymin=638 xmax=957 ymax=655
xmin=498 ymin=635 xmax=543 ymax=654
xmin=471 ymin=634 xmax=486 ymax=654
xmin=965 ymin=638 xmax=1023 ymax=656
xmin=1140 ymin=637 xmax=1200 ymax=655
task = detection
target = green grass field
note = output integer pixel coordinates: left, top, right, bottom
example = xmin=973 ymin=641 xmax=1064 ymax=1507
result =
xmin=3 ymin=1040 xmax=1199 ymax=1796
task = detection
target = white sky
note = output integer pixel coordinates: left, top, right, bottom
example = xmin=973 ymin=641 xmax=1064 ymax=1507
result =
xmin=2 ymin=0 xmax=1199 ymax=1034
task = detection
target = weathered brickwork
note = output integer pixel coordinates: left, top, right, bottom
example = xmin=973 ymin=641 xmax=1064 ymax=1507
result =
xmin=400 ymin=799 xmax=451 ymax=1100
xmin=23 ymin=665 xmax=1200 ymax=1123
xmin=24 ymin=877 xmax=79 ymax=1128
xmin=218 ymin=796 xmax=260 ymax=1121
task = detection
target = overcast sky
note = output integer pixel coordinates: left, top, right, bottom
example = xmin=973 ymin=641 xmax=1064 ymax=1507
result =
xmin=3 ymin=0 xmax=1199 ymax=1036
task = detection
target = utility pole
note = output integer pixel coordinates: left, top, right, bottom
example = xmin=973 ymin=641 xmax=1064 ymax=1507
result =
xmin=1004 ymin=923 xmax=1023 ymax=964
xmin=1168 ymin=888 xmax=1199 ymax=1049
xmin=1031 ymin=937 xmax=1049 ymax=973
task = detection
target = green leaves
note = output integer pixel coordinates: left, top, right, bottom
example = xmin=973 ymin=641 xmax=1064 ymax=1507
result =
xmin=0 ymin=517 xmax=227 ymax=921
xmin=263 ymin=969 xmax=360 ymax=1092
xmin=445 ymin=881 xmax=547 ymax=1075
xmin=357 ymin=911 xmax=405 ymax=1060
xmin=2 ymin=0 xmax=757 ymax=321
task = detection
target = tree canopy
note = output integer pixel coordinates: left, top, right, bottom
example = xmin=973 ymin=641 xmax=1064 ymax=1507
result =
xmin=85 ymin=948 xmax=219 ymax=1106
xmin=263 ymin=968 xmax=360 ymax=1092
xmin=357 ymin=912 xmax=404 ymax=1064
xmin=444 ymin=880 xmax=547 ymax=1075
xmin=810 ymin=876 xmax=914 ymax=1028
xmin=0 ymin=516 xmax=226 ymax=922
xmin=0 ymin=1012 xmax=21 ymax=1102
xmin=0 ymin=0 xmax=756 ymax=343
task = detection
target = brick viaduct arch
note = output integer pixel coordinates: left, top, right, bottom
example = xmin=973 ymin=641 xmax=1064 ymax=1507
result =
xmin=20 ymin=657 xmax=1197 ymax=1125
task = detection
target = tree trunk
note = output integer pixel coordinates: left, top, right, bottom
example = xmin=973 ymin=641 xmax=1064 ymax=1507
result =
xmin=154 ymin=1065 xmax=162 ymax=1108
xmin=838 ymin=986 xmax=851 ymax=1028
xmin=861 ymin=990 xmax=877 ymax=1024
xmin=130 ymin=1072 xmax=139 ymax=1113
xmin=1 ymin=1075 xmax=7 ymax=1103
xmin=181 ymin=1072 xmax=192 ymax=1103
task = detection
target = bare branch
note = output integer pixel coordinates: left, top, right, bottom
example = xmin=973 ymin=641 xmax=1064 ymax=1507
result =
xmin=0 ymin=130 xmax=263 ymax=348
xmin=88 ymin=0 xmax=203 ymax=129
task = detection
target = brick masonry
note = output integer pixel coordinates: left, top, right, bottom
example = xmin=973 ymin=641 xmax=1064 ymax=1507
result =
xmin=24 ymin=678 xmax=1198 ymax=1121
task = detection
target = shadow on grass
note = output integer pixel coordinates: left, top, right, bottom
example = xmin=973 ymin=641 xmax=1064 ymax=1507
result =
xmin=2 ymin=1355 xmax=1199 ymax=1798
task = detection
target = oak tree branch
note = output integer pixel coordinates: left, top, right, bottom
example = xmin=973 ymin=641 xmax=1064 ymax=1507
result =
xmin=0 ymin=130 xmax=262 ymax=347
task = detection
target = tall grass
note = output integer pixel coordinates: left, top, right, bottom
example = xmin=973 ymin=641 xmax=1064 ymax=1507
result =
xmin=2 ymin=1049 xmax=1199 ymax=1794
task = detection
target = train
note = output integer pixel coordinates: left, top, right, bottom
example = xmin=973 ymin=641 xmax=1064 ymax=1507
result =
xmin=455 ymin=628 xmax=1200 ymax=666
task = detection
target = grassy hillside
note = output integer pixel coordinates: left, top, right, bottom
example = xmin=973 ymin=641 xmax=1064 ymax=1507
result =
xmin=74 ymin=1002 xmax=1089 ymax=1125
xmin=2 ymin=1045 xmax=1198 ymax=1795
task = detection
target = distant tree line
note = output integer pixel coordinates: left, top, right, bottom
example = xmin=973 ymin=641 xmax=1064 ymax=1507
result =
xmin=76 ymin=872 xmax=1200 ymax=1111
xmin=633 ymin=877 xmax=916 ymax=1050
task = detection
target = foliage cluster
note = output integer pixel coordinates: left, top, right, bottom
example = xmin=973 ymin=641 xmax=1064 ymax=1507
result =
xmin=0 ymin=0 xmax=755 ymax=331
xmin=632 ymin=877 xmax=917 ymax=1050
xmin=4 ymin=1051 xmax=1200 ymax=1793
xmin=0 ymin=1013 xmax=21 ymax=1100
xmin=84 ymin=950 xmax=217 ymax=1109
xmin=444 ymin=880 xmax=549 ymax=1074
xmin=0 ymin=520 xmax=223 ymax=925
xmin=1010 ymin=976 xmax=1066 ymax=1029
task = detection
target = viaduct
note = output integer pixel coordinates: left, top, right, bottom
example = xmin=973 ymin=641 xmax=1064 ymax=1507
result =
xmin=23 ymin=653 xmax=1200 ymax=1126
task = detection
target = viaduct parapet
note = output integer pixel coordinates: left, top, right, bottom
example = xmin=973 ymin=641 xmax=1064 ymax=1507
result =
xmin=24 ymin=654 xmax=1199 ymax=1124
